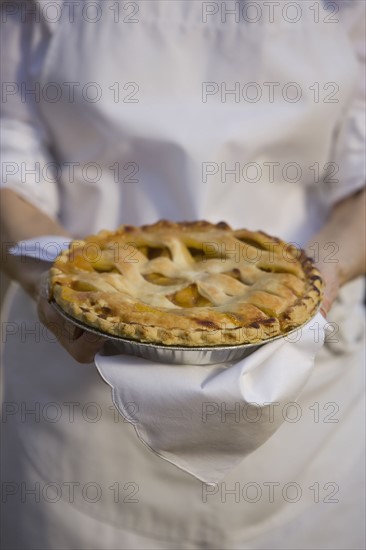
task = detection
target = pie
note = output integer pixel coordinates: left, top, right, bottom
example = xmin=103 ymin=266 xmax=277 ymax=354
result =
xmin=49 ymin=220 xmax=324 ymax=346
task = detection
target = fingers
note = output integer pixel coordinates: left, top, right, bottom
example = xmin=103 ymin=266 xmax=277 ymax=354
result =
xmin=320 ymin=306 xmax=328 ymax=319
xmin=37 ymin=297 xmax=106 ymax=364
xmin=320 ymin=296 xmax=332 ymax=319
xmin=314 ymin=264 xmax=340 ymax=319
xmin=65 ymin=331 xmax=107 ymax=364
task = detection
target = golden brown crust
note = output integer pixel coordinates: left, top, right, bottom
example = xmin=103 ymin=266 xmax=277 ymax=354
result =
xmin=49 ymin=220 xmax=323 ymax=346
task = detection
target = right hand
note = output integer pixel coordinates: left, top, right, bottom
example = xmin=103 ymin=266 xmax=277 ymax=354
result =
xmin=36 ymin=273 xmax=106 ymax=364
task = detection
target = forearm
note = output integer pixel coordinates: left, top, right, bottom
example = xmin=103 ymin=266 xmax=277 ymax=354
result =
xmin=0 ymin=189 xmax=70 ymax=298
xmin=307 ymin=188 xmax=366 ymax=286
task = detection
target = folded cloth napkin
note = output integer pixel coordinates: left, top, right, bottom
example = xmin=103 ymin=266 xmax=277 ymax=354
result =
xmin=10 ymin=237 xmax=327 ymax=483
xmin=9 ymin=236 xmax=72 ymax=261
xmin=95 ymin=314 xmax=326 ymax=484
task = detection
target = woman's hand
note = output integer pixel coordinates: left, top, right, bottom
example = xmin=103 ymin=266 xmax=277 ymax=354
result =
xmin=36 ymin=273 xmax=106 ymax=364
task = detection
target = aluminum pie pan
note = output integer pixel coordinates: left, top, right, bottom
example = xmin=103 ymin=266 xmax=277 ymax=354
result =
xmin=50 ymin=300 xmax=318 ymax=365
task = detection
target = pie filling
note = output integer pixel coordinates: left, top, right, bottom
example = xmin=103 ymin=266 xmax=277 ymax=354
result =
xmin=50 ymin=220 xmax=324 ymax=346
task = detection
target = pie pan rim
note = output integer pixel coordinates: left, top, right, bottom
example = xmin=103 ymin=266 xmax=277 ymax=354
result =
xmin=51 ymin=298 xmax=321 ymax=353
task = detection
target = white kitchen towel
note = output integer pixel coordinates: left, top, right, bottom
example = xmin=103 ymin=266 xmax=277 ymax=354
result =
xmin=95 ymin=313 xmax=327 ymax=484
xmin=10 ymin=237 xmax=327 ymax=483
xmin=9 ymin=236 xmax=72 ymax=261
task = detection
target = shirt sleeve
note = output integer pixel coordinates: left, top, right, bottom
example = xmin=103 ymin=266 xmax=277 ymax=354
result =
xmin=0 ymin=1 xmax=60 ymax=218
xmin=323 ymin=0 xmax=366 ymax=206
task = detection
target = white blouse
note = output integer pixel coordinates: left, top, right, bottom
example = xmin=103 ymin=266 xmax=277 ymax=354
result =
xmin=2 ymin=1 xmax=365 ymax=243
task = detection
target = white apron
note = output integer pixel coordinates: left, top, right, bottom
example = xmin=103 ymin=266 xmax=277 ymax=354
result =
xmin=1 ymin=1 xmax=365 ymax=548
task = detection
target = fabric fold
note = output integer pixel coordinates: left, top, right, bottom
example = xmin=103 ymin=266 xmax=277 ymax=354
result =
xmin=95 ymin=313 xmax=326 ymax=483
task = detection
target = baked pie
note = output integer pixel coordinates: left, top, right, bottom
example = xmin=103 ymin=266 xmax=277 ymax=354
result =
xmin=49 ymin=220 xmax=323 ymax=346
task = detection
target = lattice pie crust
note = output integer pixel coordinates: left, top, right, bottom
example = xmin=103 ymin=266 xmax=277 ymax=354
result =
xmin=49 ymin=220 xmax=323 ymax=346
